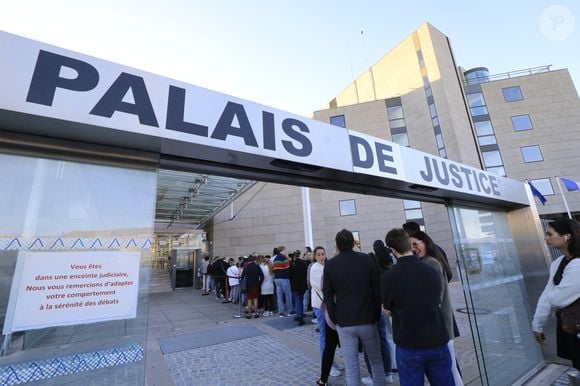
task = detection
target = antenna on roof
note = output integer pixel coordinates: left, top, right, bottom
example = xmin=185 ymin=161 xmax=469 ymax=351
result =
xmin=361 ymin=30 xmax=370 ymax=69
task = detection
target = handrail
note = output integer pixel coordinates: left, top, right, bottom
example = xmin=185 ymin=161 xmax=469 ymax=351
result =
xmin=464 ymin=65 xmax=552 ymax=85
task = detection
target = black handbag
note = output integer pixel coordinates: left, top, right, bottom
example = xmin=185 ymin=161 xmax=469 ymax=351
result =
xmin=561 ymin=298 xmax=580 ymax=334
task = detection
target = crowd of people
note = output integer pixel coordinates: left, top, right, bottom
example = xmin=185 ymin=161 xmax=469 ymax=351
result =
xmin=199 ymin=247 xmax=317 ymax=325
xmin=196 ymin=218 xmax=580 ymax=386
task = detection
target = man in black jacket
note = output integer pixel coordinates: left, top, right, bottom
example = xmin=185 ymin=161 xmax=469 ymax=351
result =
xmin=323 ymin=229 xmax=386 ymax=386
xmin=291 ymin=250 xmax=308 ymax=326
xmin=382 ymin=228 xmax=453 ymax=386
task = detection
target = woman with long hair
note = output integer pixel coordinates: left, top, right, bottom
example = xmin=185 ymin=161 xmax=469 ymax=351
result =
xmin=532 ymin=218 xmax=580 ymax=370
xmin=260 ymin=255 xmax=275 ymax=316
xmin=311 ymin=246 xmax=343 ymax=385
xmin=410 ymin=231 xmax=463 ymax=386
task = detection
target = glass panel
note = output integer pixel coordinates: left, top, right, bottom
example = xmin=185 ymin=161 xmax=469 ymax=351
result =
xmin=477 ymin=135 xmax=497 ymax=146
xmin=403 ymin=200 xmax=421 ymax=210
xmin=474 ymin=121 xmax=494 ymax=136
xmin=389 ymin=118 xmax=406 ymax=129
xmin=482 ymin=150 xmax=503 ymax=167
xmin=511 ymin=115 xmax=533 ymax=131
xmin=339 ymin=199 xmax=356 ymax=216
xmin=520 ymin=146 xmax=543 ymax=163
xmin=435 ymin=133 xmax=445 ymax=149
xmin=486 ymin=166 xmax=506 ymax=177
xmin=404 ymin=208 xmax=423 ymax=220
xmin=431 ymin=116 xmax=440 ymax=127
xmin=387 ymin=105 xmax=404 ymax=120
xmin=429 ymin=103 xmax=437 ymax=118
xmin=391 ymin=132 xmax=410 ymax=147
xmin=467 ymin=92 xmax=486 ymax=108
xmin=425 ymin=85 xmax=433 ymax=97
xmin=0 ymin=153 xmax=156 ymax=382
xmin=502 ymin=86 xmax=523 ymax=102
xmin=470 ymin=106 xmax=488 ymax=116
xmin=438 ymin=148 xmax=447 ymax=158
xmin=448 ymin=207 xmax=544 ymax=386
xmin=352 ymin=231 xmax=361 ymax=249
xmin=530 ymin=178 xmax=554 ymax=195
xmin=330 ymin=115 xmax=346 ymax=128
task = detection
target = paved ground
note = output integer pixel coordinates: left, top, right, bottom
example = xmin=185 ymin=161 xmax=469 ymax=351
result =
xmin=10 ymin=267 xmax=571 ymax=385
xmin=143 ymin=278 xmax=481 ymax=386
xmin=143 ymin=275 xmax=572 ymax=386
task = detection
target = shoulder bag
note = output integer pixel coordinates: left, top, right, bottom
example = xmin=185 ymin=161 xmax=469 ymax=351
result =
xmin=561 ymin=298 xmax=580 ymax=334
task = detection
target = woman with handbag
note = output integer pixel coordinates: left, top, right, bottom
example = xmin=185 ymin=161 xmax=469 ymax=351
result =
xmin=532 ymin=218 xmax=580 ymax=370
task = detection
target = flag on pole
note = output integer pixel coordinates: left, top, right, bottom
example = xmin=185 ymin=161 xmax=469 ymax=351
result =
xmin=527 ymin=180 xmax=547 ymax=205
xmin=560 ymin=177 xmax=580 ymax=192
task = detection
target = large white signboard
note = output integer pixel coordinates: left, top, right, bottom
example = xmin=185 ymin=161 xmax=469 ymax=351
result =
xmin=0 ymin=31 xmax=352 ymax=173
xmin=0 ymin=30 xmax=529 ymax=206
xmin=3 ymin=251 xmax=140 ymax=333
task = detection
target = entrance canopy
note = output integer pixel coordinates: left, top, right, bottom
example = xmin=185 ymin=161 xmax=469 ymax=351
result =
xmin=0 ymin=31 xmax=529 ymax=209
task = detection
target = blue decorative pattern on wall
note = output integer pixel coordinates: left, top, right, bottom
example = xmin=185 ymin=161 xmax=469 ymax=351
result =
xmin=0 ymin=237 xmax=152 ymax=251
xmin=0 ymin=344 xmax=143 ymax=385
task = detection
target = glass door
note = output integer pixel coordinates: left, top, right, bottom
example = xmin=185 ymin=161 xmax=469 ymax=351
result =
xmin=448 ymin=206 xmax=544 ymax=386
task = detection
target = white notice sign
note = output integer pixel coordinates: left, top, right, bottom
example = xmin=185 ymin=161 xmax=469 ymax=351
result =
xmin=4 ymin=251 xmax=140 ymax=333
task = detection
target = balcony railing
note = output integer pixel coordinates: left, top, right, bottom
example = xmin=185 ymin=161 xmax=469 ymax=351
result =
xmin=464 ymin=65 xmax=552 ymax=85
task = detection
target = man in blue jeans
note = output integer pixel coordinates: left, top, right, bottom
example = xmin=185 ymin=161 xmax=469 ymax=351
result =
xmin=323 ymin=229 xmax=386 ymax=386
xmin=272 ymin=246 xmax=293 ymax=317
xmin=382 ymin=228 xmax=454 ymax=386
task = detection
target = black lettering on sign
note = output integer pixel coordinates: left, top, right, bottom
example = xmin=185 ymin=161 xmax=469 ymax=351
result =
xmin=350 ymin=135 xmax=373 ymax=169
xmin=211 ymin=102 xmax=258 ymax=147
xmin=26 ymin=50 xmax=99 ymax=106
xmin=166 ymin=85 xmax=208 ymax=137
xmin=419 ymin=156 xmax=500 ymax=197
xmin=262 ymin=111 xmax=276 ymax=151
xmin=281 ymin=118 xmax=312 ymax=157
xmin=374 ymin=142 xmax=397 ymax=175
xmin=90 ymin=72 xmax=159 ymax=127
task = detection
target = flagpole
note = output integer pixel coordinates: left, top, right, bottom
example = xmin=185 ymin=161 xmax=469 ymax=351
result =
xmin=556 ymin=176 xmax=572 ymax=219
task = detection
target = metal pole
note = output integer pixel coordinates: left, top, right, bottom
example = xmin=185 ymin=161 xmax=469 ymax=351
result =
xmin=301 ymin=187 xmax=313 ymax=248
xmin=556 ymin=176 xmax=572 ymax=219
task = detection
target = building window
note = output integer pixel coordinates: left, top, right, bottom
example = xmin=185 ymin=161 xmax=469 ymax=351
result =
xmin=339 ymin=199 xmax=356 ymax=216
xmin=330 ymin=115 xmax=346 ymax=128
xmin=474 ymin=120 xmax=494 ymax=136
xmin=403 ymin=200 xmax=424 ymax=221
xmin=482 ymin=150 xmax=503 ymax=168
xmin=511 ymin=114 xmax=533 ymax=131
xmin=530 ymin=178 xmax=554 ymax=195
xmin=429 ymin=103 xmax=437 ymax=118
xmin=521 ymin=145 xmax=543 ymax=163
xmin=502 ymin=86 xmax=523 ymax=102
xmin=467 ymin=93 xmax=488 ymax=116
xmin=386 ymin=101 xmax=409 ymax=147
xmin=391 ymin=132 xmax=409 ymax=147
xmin=478 ymin=135 xmax=497 ymax=146
xmin=387 ymin=105 xmax=404 ymax=120
xmin=389 ymin=118 xmax=406 ymax=129
xmin=487 ymin=166 xmax=506 ymax=177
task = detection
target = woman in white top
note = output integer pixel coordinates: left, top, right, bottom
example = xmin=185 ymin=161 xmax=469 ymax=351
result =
xmin=226 ymin=258 xmax=240 ymax=303
xmin=532 ymin=218 xmax=580 ymax=370
xmin=310 ymin=247 xmax=326 ymax=357
xmin=260 ymin=256 xmax=275 ymax=316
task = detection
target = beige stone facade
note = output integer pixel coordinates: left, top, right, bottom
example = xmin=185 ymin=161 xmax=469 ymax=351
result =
xmin=209 ymin=22 xmax=580 ymax=268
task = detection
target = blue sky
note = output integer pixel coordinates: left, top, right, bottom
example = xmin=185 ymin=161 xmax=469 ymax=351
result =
xmin=1 ymin=0 xmax=578 ymax=117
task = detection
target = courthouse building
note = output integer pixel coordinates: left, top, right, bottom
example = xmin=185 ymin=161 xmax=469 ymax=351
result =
xmin=210 ymin=22 xmax=580 ymax=261
xmin=0 ymin=22 xmax=577 ymax=385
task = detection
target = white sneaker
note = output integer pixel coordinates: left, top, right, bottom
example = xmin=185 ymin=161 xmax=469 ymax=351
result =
xmin=361 ymin=376 xmax=373 ymax=386
xmin=333 ymin=362 xmax=344 ymax=371
xmin=311 ymin=318 xmax=318 ymax=324
xmin=330 ymin=367 xmax=341 ymax=377
xmin=386 ymin=374 xmax=394 ymax=384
